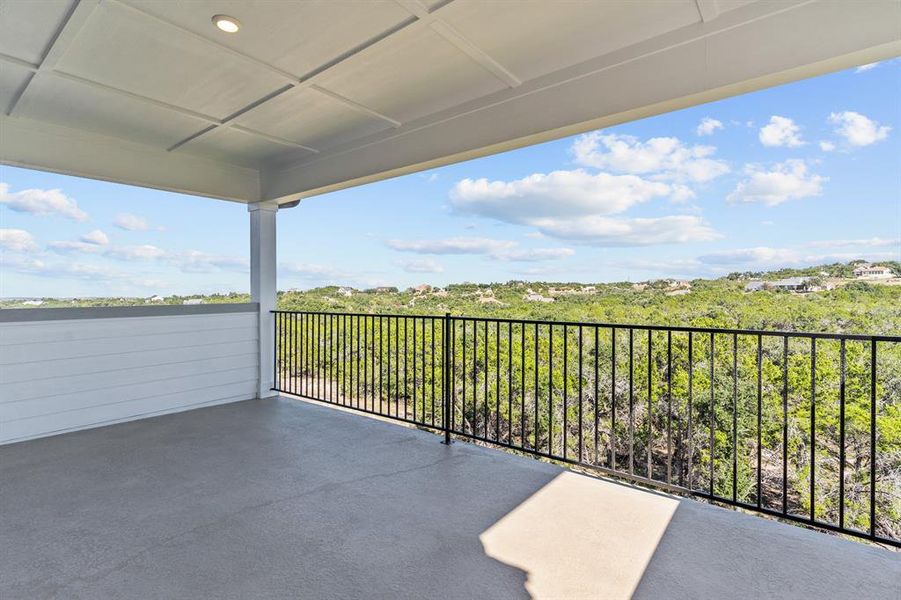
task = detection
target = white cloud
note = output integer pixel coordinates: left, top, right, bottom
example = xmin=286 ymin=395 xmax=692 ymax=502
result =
xmin=450 ymin=170 xmax=672 ymax=222
xmin=387 ymin=236 xmax=575 ymax=262
xmin=698 ymin=246 xmax=801 ymax=265
xmin=279 ymin=262 xmax=353 ymax=282
xmin=855 ymin=62 xmax=880 ymax=72
xmin=696 ymin=118 xmax=724 ymax=136
xmin=166 ymin=250 xmax=248 ymax=273
xmin=47 ymin=237 xmax=248 ymax=274
xmin=396 ymin=258 xmax=444 ymax=273
xmin=0 ymin=183 xmax=88 ymax=221
xmin=727 ymin=160 xmax=826 ymax=206
xmin=448 ymin=165 xmax=720 ymax=247
xmin=758 ymin=116 xmax=805 ymax=147
xmin=3 ymin=254 xmax=164 ymax=288
xmin=805 ymin=237 xmax=899 ymax=249
xmin=531 ymin=215 xmax=720 ymax=247
xmin=105 ymin=244 xmax=168 ymax=261
xmin=698 ymin=245 xmax=897 ymax=269
xmin=828 ymin=111 xmax=890 ymax=146
xmin=113 ymin=212 xmax=154 ymax=231
xmin=492 ymin=247 xmax=575 ymax=262
xmin=0 ymin=228 xmax=38 ymax=253
xmin=387 ymin=237 xmax=515 ymax=255
xmin=571 ymin=132 xmax=729 ymax=183
xmin=80 ymin=229 xmax=109 ymax=246
xmin=49 ymin=240 xmax=104 ymax=254
xmin=819 ymin=141 xmax=836 ymax=152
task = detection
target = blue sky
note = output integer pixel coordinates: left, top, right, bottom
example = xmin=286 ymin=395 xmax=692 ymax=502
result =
xmin=1 ymin=61 xmax=899 ymax=298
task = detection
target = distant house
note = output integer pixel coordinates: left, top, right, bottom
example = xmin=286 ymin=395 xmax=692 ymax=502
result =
xmin=745 ymin=277 xmax=813 ymax=293
xmin=148 ymin=295 xmax=165 ymax=303
xmin=853 ymin=264 xmax=894 ymax=279
xmin=337 ymin=287 xmax=354 ymax=297
xmin=183 ymin=299 xmax=203 ymax=305
xmin=524 ymin=289 xmax=554 ymax=303
xmin=22 ymin=299 xmax=44 ymax=306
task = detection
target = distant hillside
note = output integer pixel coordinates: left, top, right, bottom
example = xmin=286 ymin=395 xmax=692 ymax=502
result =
xmin=3 ymin=261 xmax=900 ymax=335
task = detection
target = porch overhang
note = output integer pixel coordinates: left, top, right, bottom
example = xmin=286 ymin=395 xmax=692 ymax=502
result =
xmin=1 ymin=0 xmax=899 ymax=204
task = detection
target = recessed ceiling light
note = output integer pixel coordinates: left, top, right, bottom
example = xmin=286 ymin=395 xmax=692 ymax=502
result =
xmin=212 ymin=15 xmax=240 ymax=33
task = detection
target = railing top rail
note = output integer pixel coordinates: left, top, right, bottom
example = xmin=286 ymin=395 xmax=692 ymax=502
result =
xmin=271 ymin=309 xmax=901 ymax=342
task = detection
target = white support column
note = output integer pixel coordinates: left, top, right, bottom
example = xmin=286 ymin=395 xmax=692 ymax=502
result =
xmin=249 ymin=201 xmax=279 ymax=398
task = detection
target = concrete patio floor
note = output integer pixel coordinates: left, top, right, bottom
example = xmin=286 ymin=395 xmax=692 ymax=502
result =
xmin=2 ymin=396 xmax=898 ymax=599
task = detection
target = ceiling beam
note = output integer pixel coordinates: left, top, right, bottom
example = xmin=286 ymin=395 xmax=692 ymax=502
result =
xmin=308 ymin=85 xmax=402 ymax=128
xmin=0 ymin=115 xmax=260 ymax=202
xmin=0 ymin=53 xmax=38 ymax=72
xmin=395 ymin=0 xmax=521 ymax=88
xmin=695 ymin=0 xmax=720 ymax=23
xmin=7 ymin=0 xmax=100 ymax=116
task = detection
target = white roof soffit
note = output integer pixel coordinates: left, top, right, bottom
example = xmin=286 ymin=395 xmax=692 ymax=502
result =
xmin=1 ymin=0 xmax=899 ymax=204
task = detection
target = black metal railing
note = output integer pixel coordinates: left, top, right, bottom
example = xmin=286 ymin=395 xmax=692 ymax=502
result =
xmin=273 ymin=310 xmax=901 ymax=547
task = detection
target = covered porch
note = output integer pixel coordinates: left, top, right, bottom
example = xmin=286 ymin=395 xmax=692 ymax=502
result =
xmin=2 ymin=0 xmax=901 ymax=597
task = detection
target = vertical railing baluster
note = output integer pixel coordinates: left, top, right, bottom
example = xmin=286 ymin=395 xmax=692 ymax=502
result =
xmin=507 ymin=322 xmax=512 ymax=444
xmin=810 ymin=338 xmax=816 ymax=521
xmin=535 ymin=323 xmax=539 ymax=451
xmin=594 ymin=326 xmax=600 ymax=466
xmin=710 ymin=331 xmax=715 ymax=496
xmin=442 ymin=314 xmax=451 ymax=444
xmin=274 ymin=312 xmax=280 ymax=391
xmin=423 ymin=319 xmax=428 ymax=425
xmin=434 ymin=317 xmax=435 ymax=427
xmin=549 ymin=324 xmax=554 ymax=456
xmin=782 ymin=336 xmax=789 ymax=515
xmin=667 ymin=329 xmax=673 ymax=484
xmin=629 ymin=329 xmax=634 ymax=475
xmin=870 ymin=340 xmax=877 ymax=537
xmin=732 ymin=333 xmax=738 ymax=503
xmin=497 ymin=321 xmax=501 ymax=442
xmin=371 ymin=316 xmax=376 ymax=412
xmin=756 ymin=334 xmax=762 ymax=509
xmin=484 ymin=320 xmax=489 ymax=439
xmin=291 ymin=312 xmax=295 ymax=394
xmin=521 ymin=324 xmax=526 ymax=447
xmin=579 ymin=325 xmax=584 ymax=463
xmin=647 ymin=329 xmax=652 ymax=479
xmin=451 ymin=316 xmax=457 ymax=435
xmin=611 ymin=328 xmax=617 ymax=471
xmin=688 ymin=332 xmax=694 ymax=489
xmin=839 ymin=338 xmax=846 ymax=529
xmin=463 ymin=320 xmax=467 ymax=435
xmin=563 ymin=324 xmax=568 ymax=460
xmin=405 ymin=317 xmax=410 ymax=420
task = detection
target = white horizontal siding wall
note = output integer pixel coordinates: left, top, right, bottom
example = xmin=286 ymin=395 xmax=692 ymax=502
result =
xmin=0 ymin=304 xmax=260 ymax=444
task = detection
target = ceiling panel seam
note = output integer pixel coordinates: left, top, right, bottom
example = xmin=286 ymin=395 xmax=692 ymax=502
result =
xmin=6 ymin=0 xmax=100 ymax=116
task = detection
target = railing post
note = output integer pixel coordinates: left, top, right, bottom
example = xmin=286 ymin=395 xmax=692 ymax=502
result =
xmin=442 ymin=312 xmax=452 ymax=445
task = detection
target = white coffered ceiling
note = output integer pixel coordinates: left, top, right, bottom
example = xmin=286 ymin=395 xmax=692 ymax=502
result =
xmin=0 ymin=0 xmax=898 ymax=204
